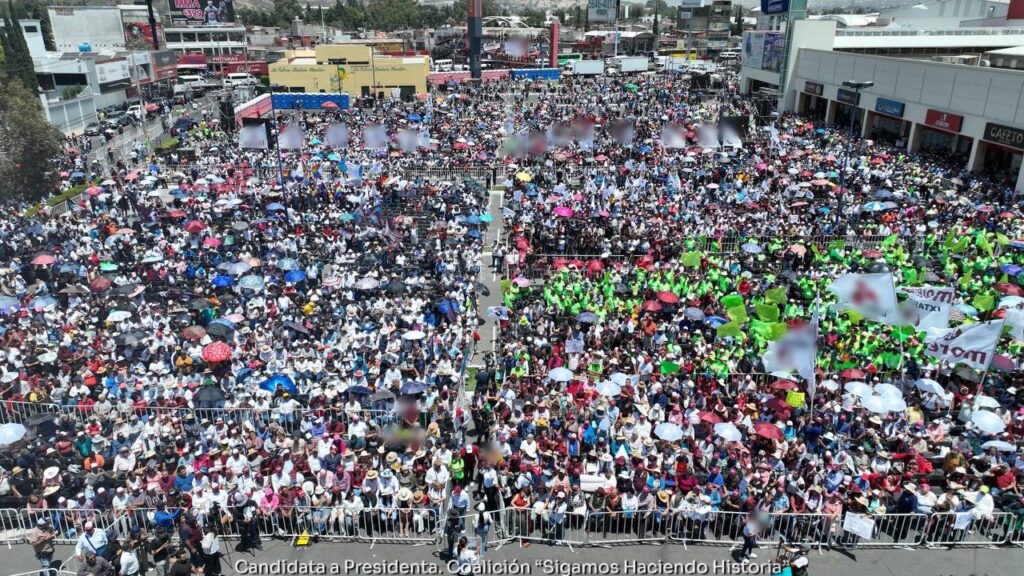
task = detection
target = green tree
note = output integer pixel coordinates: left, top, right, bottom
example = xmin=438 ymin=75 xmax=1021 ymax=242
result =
xmin=732 ymin=6 xmax=744 ymax=35
xmin=2 ymin=1 xmax=38 ymax=92
xmin=0 ymin=76 xmax=64 ymax=202
xmin=25 ymin=1 xmax=55 ymax=51
xmin=520 ymin=8 xmax=546 ymax=28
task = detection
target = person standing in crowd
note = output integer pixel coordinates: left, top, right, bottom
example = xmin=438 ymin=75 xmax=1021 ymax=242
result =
xmin=28 ymin=518 xmax=55 ymax=576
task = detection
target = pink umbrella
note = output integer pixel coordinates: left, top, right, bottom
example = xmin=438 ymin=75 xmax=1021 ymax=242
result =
xmin=32 ymin=254 xmax=56 ymax=266
xmin=202 ymin=341 xmax=233 ymax=363
xmin=203 ymin=238 xmax=222 ymax=247
xmin=183 ymin=221 xmax=208 ymax=233
xmin=85 ymin=186 xmax=103 ymax=196
xmin=755 ymin=163 xmax=767 ymax=170
xmin=553 ymin=206 xmax=574 ymax=217
xmin=512 ymin=277 xmax=532 ymax=287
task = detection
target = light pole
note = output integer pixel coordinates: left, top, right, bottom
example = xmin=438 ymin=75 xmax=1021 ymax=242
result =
xmin=836 ymin=79 xmax=873 ymax=231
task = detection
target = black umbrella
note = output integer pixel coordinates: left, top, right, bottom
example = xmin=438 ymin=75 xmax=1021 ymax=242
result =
xmin=206 ymin=323 xmax=233 ymax=338
xmin=189 ymin=298 xmax=212 ymax=310
xmin=115 ymin=331 xmax=146 ymax=346
xmin=868 ymin=262 xmax=890 ymax=273
xmin=283 ymin=321 xmax=309 ymax=335
xmin=475 ymin=282 xmax=490 ymax=296
xmin=370 ymin=390 xmax=395 ymax=402
xmin=59 ymin=285 xmax=89 ymax=295
xmin=385 ymin=280 xmax=406 ymax=294
xmin=112 ymin=284 xmax=141 ymax=296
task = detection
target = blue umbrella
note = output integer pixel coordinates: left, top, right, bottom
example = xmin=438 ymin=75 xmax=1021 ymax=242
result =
xmin=347 ymin=385 xmax=372 ymax=396
xmin=741 ymin=243 xmax=763 ymax=254
xmin=235 ymin=367 xmax=254 ymax=383
xmin=266 ymin=203 xmax=286 ymax=211
xmin=70 ymin=171 xmax=85 ymax=178
xmin=576 ymin=311 xmax=599 ymax=323
xmin=339 ymin=213 xmax=354 ymax=222
xmin=480 ymin=214 xmax=494 ymax=222
xmin=211 ymin=275 xmax=233 ymax=287
xmin=0 ymin=296 xmax=21 ymax=313
xmin=862 ymin=201 xmax=885 ymax=212
xmin=467 ymin=229 xmax=481 ymax=238
xmin=225 ymin=262 xmax=252 ymax=276
xmin=29 ymin=296 xmax=58 ymax=310
xmin=815 ymin=128 xmax=826 ymax=134
xmin=209 ymin=318 xmax=236 ymax=330
xmin=277 ymin=258 xmax=300 ymax=270
xmin=1002 ymin=264 xmax=1022 ymax=276
xmin=327 ymin=153 xmax=340 ymax=161
xmin=465 ymin=215 xmax=481 ymax=225
xmin=259 ymin=374 xmax=297 ymax=394
xmin=705 ymin=316 xmax=728 ymax=327
xmin=239 ymin=275 xmax=265 ymax=290
xmin=400 ymin=380 xmax=429 ymax=395
xmin=407 ymin=113 xmax=422 ymax=122
xmin=284 ymin=270 xmax=307 ymax=283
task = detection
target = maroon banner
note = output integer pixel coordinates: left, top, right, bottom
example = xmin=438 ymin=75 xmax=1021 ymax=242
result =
xmin=924 ymin=109 xmax=963 ymax=132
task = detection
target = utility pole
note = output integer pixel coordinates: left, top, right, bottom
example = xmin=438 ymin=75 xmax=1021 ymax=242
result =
xmin=145 ymin=0 xmax=160 ymax=50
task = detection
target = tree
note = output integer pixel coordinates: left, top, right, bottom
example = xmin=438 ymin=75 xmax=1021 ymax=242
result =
xmin=0 ymin=76 xmax=64 ymax=202
xmin=25 ymin=1 xmax=55 ymax=52
xmin=520 ymin=8 xmax=546 ymax=28
xmin=732 ymin=6 xmax=744 ymax=35
xmin=2 ymin=1 xmax=38 ymax=92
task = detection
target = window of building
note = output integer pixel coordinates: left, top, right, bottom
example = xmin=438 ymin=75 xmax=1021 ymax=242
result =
xmin=23 ymin=25 xmax=38 ymax=33
xmin=165 ymin=32 xmax=181 ymax=43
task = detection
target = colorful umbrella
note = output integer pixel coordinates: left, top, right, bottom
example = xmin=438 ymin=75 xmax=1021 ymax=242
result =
xmin=202 ymin=342 xmax=233 ymax=363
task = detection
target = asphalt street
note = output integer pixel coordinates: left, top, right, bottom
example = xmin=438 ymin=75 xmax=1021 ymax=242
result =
xmin=7 ymin=539 xmax=1023 ymax=576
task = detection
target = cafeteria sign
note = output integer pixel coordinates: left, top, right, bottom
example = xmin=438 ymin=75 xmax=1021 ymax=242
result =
xmin=984 ymin=122 xmax=1024 ymax=150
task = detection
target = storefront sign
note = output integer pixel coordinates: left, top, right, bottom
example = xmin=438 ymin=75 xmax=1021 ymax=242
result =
xmin=836 ymin=88 xmax=860 ymax=106
xmin=875 ymin=98 xmax=905 ymax=118
xmin=924 ymin=109 xmax=963 ymax=132
xmin=212 ymin=54 xmax=247 ymax=65
xmin=804 ymin=81 xmax=823 ymax=96
xmin=983 ymin=122 xmax=1024 ymax=150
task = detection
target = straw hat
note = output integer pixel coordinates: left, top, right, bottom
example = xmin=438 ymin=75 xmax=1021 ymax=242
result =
xmin=42 ymin=466 xmax=60 ymax=481
xmin=657 ymin=490 xmax=672 ymax=504
xmin=364 ymin=470 xmax=378 ymax=480
xmin=397 ymin=487 xmax=412 ymax=502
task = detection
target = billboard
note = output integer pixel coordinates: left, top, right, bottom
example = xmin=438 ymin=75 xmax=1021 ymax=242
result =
xmin=762 ymin=31 xmax=785 ymax=72
xmin=587 ymin=0 xmax=616 ymax=24
xmin=742 ymin=32 xmax=765 ymax=70
xmin=152 ymin=50 xmax=179 ymax=81
xmin=124 ymin=21 xmax=162 ymax=50
xmin=167 ymin=0 xmax=236 ymax=26
xmin=48 ymin=7 xmax=125 ymax=52
xmin=761 ymin=0 xmax=791 ymax=15
xmin=96 ymin=58 xmax=132 ymax=93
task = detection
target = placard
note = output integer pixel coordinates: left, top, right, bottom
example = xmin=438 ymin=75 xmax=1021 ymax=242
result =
xmin=786 ymin=390 xmax=805 ymax=408
xmin=843 ymin=512 xmax=875 ymax=540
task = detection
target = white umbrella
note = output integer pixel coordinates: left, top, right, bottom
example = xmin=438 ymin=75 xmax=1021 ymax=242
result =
xmin=881 ymin=396 xmax=907 ymax=413
xmin=874 ymin=383 xmax=903 ymax=399
xmin=972 ymin=410 xmax=1006 ymax=435
xmin=654 ymin=423 xmax=684 ymax=441
xmin=106 ymin=310 xmax=132 ymax=323
xmin=402 ymin=330 xmax=425 ymax=340
xmin=595 ymin=381 xmax=621 ymax=397
xmin=973 ymin=395 xmax=1001 ymax=409
xmin=981 ymin=440 xmax=1016 ymax=452
xmin=914 ymin=379 xmax=944 ymax=395
xmin=0 ymin=423 xmax=27 ymax=445
xmin=845 ymin=381 xmax=871 ymax=397
xmin=608 ymin=372 xmax=632 ymax=386
xmin=861 ymin=394 xmax=889 ymax=414
xmin=714 ymin=422 xmax=743 ymax=442
xmin=548 ymin=367 xmax=574 ymax=382
xmin=819 ymin=379 xmax=839 ymax=392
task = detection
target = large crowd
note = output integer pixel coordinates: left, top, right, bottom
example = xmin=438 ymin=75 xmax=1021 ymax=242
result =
xmin=1 ymin=69 xmax=1024 ymax=576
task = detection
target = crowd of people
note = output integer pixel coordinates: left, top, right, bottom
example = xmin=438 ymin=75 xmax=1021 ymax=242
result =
xmin=0 ymin=68 xmax=1023 ymax=576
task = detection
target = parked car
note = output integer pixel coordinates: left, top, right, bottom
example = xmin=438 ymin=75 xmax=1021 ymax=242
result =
xmin=83 ymin=122 xmax=102 ymax=137
xmin=103 ymin=112 xmax=131 ymax=129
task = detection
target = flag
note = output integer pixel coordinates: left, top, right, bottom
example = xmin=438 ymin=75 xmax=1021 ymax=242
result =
xmin=325 ymin=123 xmax=349 ymax=148
xmin=829 ymin=273 xmax=899 ymax=324
xmin=238 ymin=125 xmax=268 ymax=150
xmin=923 ymin=320 xmax=1004 ymax=370
xmin=755 ymin=303 xmax=780 ymax=322
xmin=681 ymin=252 xmax=702 ymax=267
xmin=762 ymin=313 xmax=817 ymax=383
xmin=418 ymin=128 xmax=430 ymax=149
xmin=1006 ymin=307 xmax=1024 ymax=342
xmin=765 ymin=287 xmax=788 ymax=305
xmin=278 ymin=124 xmax=304 ymax=150
xmin=898 ymin=286 xmax=954 ymax=331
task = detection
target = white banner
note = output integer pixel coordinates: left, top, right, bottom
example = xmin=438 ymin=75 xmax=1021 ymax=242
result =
xmin=830 ymin=273 xmax=899 ymax=324
xmin=278 ymin=124 xmax=304 ymax=150
xmin=721 ymin=124 xmax=744 ymax=149
xmin=924 ymin=320 xmax=1004 ymax=370
xmin=843 ymin=513 xmax=875 ymax=540
xmin=762 ymin=312 xmax=817 ymax=384
xmin=238 ymin=125 xmax=268 ymax=150
xmin=325 ymin=123 xmax=349 ymax=148
xmin=898 ymin=286 xmax=954 ymax=331
xmin=697 ymin=125 xmax=720 ymax=149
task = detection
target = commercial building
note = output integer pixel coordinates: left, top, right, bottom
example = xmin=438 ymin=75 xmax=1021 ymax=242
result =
xmin=47 ymin=5 xmax=161 ymax=52
xmin=269 ymin=44 xmax=429 ymax=99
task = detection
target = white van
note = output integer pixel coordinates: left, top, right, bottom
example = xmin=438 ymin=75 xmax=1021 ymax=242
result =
xmin=176 ymin=75 xmax=208 ymax=93
xmin=718 ymin=51 xmax=739 ymax=62
xmin=224 ymin=72 xmax=258 ymax=87
xmin=433 ymin=59 xmax=453 ymax=72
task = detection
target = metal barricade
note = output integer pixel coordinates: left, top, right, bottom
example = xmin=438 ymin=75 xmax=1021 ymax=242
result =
xmin=669 ymin=509 xmax=747 ymax=547
xmin=500 ymin=507 xmax=586 ymax=548
xmin=835 ymin=513 xmax=926 ymax=549
xmin=587 ymin=509 xmax=669 ymax=546
xmin=0 ymin=508 xmax=28 ymax=545
xmin=924 ymin=511 xmax=1014 ymax=548
xmin=0 ymin=401 xmax=61 ymax=424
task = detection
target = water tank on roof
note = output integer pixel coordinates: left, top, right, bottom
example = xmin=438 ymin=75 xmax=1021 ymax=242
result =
xmin=79 ymin=43 xmax=92 ymax=52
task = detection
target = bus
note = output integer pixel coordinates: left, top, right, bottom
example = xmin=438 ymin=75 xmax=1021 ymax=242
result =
xmin=557 ymin=53 xmax=584 ymax=66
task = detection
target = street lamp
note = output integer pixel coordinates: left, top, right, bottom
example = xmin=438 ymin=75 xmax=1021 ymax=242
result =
xmin=836 ymin=80 xmax=874 ymax=231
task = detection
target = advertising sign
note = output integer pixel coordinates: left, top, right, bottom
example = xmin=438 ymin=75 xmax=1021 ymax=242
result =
xmin=96 ymin=58 xmax=131 ymax=94
xmin=836 ymin=88 xmax=861 ymax=106
xmin=804 ymin=81 xmax=823 ymax=96
xmin=124 ymin=21 xmax=162 ymax=49
xmin=742 ymin=32 xmax=765 ymax=70
xmin=167 ymin=0 xmax=236 ymax=26
xmin=587 ymin=0 xmax=616 ymax=24
xmin=983 ymin=122 xmax=1024 ymax=149
xmin=762 ymin=0 xmax=791 ymax=15
xmin=762 ymin=32 xmax=785 ymax=72
xmin=875 ymin=98 xmax=905 ymax=118
xmin=152 ymin=50 xmax=179 ymax=81
xmin=924 ymin=109 xmax=963 ymax=132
